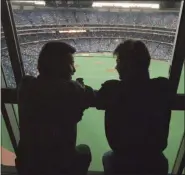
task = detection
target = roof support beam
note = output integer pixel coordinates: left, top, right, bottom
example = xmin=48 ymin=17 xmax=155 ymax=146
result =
xmin=169 ymin=1 xmax=185 ymax=95
xmin=1 ymin=0 xmax=25 ymax=86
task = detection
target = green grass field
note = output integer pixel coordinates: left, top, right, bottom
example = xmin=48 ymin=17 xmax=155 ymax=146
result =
xmin=1 ymin=54 xmax=184 ymax=173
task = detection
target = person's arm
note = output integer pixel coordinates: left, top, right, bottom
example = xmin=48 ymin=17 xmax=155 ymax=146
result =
xmin=156 ymin=77 xmax=172 ymax=151
xmin=82 ymin=84 xmax=97 ymax=108
xmin=76 ymin=79 xmax=111 ymax=110
xmin=75 ymin=78 xmax=97 ymax=108
xmin=157 ymin=77 xmax=174 ymax=108
xmin=74 ymin=79 xmax=120 ymax=110
xmin=95 ymin=84 xmax=108 ymax=110
xmin=70 ymin=80 xmax=96 ymax=111
xmin=95 ymin=80 xmax=120 ymax=110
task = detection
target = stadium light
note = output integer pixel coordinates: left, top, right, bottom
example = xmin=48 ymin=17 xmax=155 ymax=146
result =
xmin=13 ymin=1 xmax=45 ymax=6
xmin=92 ymin=2 xmax=160 ymax=9
xmin=34 ymin=1 xmax=45 ymax=5
xmin=59 ymin=30 xmax=86 ymax=33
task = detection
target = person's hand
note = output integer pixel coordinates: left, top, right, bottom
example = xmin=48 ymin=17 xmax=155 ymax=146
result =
xmin=76 ymin=78 xmax=85 ymax=88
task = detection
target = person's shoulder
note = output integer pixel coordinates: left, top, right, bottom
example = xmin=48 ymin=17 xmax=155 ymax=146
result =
xmin=21 ymin=75 xmax=36 ymax=83
xmin=18 ymin=76 xmax=36 ymax=99
xmin=101 ymin=79 xmax=121 ymax=88
xmin=150 ymin=77 xmax=170 ymax=91
xmin=69 ymin=80 xmax=83 ymax=88
xmin=151 ymin=77 xmax=169 ymax=86
xmin=152 ymin=77 xmax=169 ymax=82
xmin=67 ymin=80 xmax=85 ymax=92
xmin=19 ymin=75 xmax=36 ymax=88
xmin=98 ymin=80 xmax=121 ymax=96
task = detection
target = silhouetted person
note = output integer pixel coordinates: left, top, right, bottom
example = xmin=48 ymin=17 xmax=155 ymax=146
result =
xmin=96 ymin=40 xmax=172 ymax=175
xmin=16 ymin=42 xmax=94 ymax=175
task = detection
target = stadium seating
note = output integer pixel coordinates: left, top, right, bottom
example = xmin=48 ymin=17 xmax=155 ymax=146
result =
xmin=12 ymin=9 xmax=179 ymax=29
xmin=1 ymin=9 xmax=178 ymax=88
xmin=1 ymin=38 xmax=173 ymax=89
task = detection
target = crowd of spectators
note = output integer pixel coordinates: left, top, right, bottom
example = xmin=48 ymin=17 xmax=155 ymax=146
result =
xmin=13 ymin=9 xmax=179 ymax=29
xmin=2 ymin=8 xmax=177 ymax=88
xmin=14 ymin=31 xmax=174 ymax=45
xmin=2 ymin=38 xmax=173 ymax=88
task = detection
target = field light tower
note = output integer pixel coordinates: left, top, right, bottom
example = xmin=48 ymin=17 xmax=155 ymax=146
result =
xmin=92 ymin=1 xmax=160 ymax=9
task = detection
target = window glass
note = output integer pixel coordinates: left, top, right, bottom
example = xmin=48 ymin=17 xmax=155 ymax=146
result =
xmin=10 ymin=1 xmax=183 ymax=172
xmin=1 ymin=103 xmax=20 ymax=166
xmin=164 ymin=111 xmax=184 ymax=172
xmin=177 ymin=63 xmax=184 ymax=94
xmin=1 ymin=116 xmax=16 ymax=166
xmin=1 ymin=28 xmax=16 ymax=88
xmin=11 ymin=2 xmax=180 ymax=80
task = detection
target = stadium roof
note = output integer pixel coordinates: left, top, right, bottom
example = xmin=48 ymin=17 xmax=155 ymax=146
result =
xmin=11 ymin=0 xmax=181 ymax=10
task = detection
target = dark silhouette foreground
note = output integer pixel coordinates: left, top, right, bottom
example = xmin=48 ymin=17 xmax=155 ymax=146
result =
xmin=16 ymin=40 xmax=172 ymax=175
xmin=16 ymin=42 xmax=94 ymax=175
xmin=96 ymin=40 xmax=172 ymax=175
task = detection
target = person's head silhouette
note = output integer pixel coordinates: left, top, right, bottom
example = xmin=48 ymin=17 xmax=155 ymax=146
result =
xmin=38 ymin=41 xmax=76 ymax=80
xmin=113 ymin=40 xmax=151 ymax=82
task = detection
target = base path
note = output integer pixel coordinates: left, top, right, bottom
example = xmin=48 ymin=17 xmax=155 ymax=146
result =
xmin=1 ymin=147 xmax=15 ymax=166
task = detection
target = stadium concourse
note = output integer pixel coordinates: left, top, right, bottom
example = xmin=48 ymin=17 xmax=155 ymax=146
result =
xmin=1 ymin=1 xmax=184 ymax=174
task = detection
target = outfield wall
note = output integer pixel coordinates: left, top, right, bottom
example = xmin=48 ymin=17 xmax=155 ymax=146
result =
xmin=75 ymin=52 xmax=169 ymax=62
xmin=75 ymin=52 xmax=112 ymax=57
